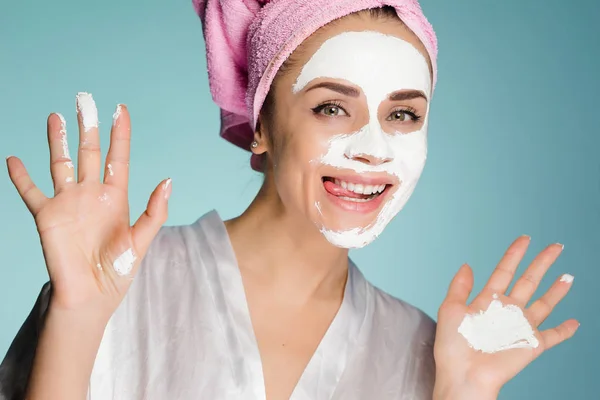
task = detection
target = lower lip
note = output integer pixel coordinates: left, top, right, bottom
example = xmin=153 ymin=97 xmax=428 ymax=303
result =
xmin=322 ymin=181 xmax=390 ymax=214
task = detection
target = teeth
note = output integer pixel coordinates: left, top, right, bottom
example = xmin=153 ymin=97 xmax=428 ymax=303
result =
xmin=331 ymin=179 xmax=387 ymax=195
xmin=338 ymin=196 xmax=375 ymax=202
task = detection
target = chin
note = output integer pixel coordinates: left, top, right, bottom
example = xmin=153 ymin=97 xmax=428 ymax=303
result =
xmin=313 ymin=176 xmax=418 ymax=249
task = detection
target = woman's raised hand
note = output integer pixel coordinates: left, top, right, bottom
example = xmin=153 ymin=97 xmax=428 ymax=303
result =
xmin=433 ymin=236 xmax=579 ymax=400
xmin=6 ymin=93 xmax=171 ymax=320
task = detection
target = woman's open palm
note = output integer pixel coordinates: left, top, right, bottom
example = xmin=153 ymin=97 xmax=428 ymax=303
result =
xmin=434 ymin=236 xmax=579 ymax=396
xmin=6 ymin=94 xmax=171 ymax=318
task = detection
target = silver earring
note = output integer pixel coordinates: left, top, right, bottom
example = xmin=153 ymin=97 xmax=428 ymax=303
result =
xmin=251 ymin=141 xmax=258 ymax=149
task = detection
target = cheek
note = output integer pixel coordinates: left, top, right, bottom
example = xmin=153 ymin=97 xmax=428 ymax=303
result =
xmin=271 ymin=130 xmax=329 ymax=207
xmin=277 ymin=127 xmax=332 ymax=169
xmin=389 ymin=133 xmax=428 ymax=177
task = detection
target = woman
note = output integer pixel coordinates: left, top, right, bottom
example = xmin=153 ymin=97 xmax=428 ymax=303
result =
xmin=0 ymin=0 xmax=578 ymax=399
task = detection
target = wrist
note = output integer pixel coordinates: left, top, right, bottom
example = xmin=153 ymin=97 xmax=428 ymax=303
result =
xmin=47 ymin=301 xmax=111 ymax=332
xmin=433 ymin=376 xmax=499 ymax=400
xmin=433 ymin=386 xmax=498 ymax=400
xmin=48 ymin=293 xmax=115 ymax=326
xmin=27 ymin=302 xmax=110 ymax=398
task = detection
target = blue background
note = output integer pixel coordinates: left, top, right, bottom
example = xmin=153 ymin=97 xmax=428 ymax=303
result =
xmin=1 ymin=0 xmax=598 ymax=398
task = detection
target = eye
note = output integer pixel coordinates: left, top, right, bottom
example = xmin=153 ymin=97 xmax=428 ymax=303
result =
xmin=311 ymin=101 xmax=348 ymax=117
xmin=387 ymin=108 xmax=421 ymax=123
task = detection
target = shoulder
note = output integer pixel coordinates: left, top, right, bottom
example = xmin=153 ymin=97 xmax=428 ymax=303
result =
xmin=146 ymin=220 xmax=202 ymax=257
xmin=144 ymin=224 xmax=192 ymax=261
xmin=346 ymin=277 xmax=437 ymax=395
xmin=125 ymin=211 xmax=219 ymax=301
xmin=140 ymin=210 xmax=219 ymax=269
xmin=368 ymin=282 xmax=437 ymax=344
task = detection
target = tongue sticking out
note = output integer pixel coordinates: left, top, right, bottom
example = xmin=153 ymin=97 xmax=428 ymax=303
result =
xmin=323 ymin=179 xmax=372 ymax=199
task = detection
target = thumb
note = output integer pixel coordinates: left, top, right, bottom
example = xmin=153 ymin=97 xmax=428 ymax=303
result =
xmin=131 ymin=178 xmax=172 ymax=258
xmin=444 ymin=263 xmax=474 ymax=305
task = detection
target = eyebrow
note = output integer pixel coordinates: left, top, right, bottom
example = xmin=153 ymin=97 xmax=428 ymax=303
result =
xmin=389 ymin=90 xmax=428 ymax=102
xmin=305 ymin=82 xmax=360 ymax=97
xmin=304 ymin=82 xmax=428 ymax=102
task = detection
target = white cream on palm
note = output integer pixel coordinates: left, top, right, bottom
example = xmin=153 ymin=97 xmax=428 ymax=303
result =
xmin=458 ymin=294 xmax=539 ymax=353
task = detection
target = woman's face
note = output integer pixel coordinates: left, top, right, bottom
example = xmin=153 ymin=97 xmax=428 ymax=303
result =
xmin=258 ymin=15 xmax=432 ymax=249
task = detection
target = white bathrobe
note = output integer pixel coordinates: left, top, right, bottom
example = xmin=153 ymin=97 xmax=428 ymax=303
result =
xmin=0 ymin=210 xmax=436 ymax=400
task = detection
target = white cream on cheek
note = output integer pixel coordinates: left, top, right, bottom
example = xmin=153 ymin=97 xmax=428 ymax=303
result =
xmin=292 ymin=31 xmax=431 ymax=248
xmin=458 ymin=294 xmax=539 ymax=353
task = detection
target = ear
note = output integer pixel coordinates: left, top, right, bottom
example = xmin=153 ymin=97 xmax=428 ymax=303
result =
xmin=251 ymin=118 xmax=269 ymax=156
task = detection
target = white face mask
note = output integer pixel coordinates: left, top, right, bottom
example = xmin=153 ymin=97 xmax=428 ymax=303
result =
xmin=292 ymin=31 xmax=432 ymax=248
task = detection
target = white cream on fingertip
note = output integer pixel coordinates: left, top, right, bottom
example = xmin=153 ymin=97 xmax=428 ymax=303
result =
xmin=560 ymin=273 xmax=574 ymax=283
xmin=113 ymin=248 xmax=136 ymax=276
xmin=56 ymin=113 xmax=71 ymax=160
xmin=56 ymin=112 xmax=66 ymax=128
xmin=76 ymin=92 xmax=99 ymax=132
xmin=457 ymin=293 xmax=539 ymax=354
xmin=112 ymin=104 xmax=122 ymax=126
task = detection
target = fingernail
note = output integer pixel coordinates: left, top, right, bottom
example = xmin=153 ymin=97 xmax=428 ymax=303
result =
xmin=522 ymin=234 xmax=531 ymax=240
xmin=560 ymin=273 xmax=574 ymax=283
xmin=163 ymin=178 xmax=172 ymax=199
xmin=556 ymin=243 xmax=564 ymax=250
xmin=6 ymin=155 xmax=13 ymax=161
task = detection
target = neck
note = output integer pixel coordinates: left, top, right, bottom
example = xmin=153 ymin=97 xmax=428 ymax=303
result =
xmin=224 ymin=178 xmax=349 ymax=304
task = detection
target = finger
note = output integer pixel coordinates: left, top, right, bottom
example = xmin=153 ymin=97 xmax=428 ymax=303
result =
xmin=103 ymin=104 xmax=130 ymax=190
xmin=509 ymin=243 xmax=564 ymax=306
xmin=76 ymin=92 xmax=101 ymax=182
xmin=6 ymin=156 xmax=48 ymax=216
xmin=539 ymin=319 xmax=579 ymax=352
xmin=528 ymin=273 xmax=574 ymax=326
xmin=444 ymin=263 xmax=474 ymax=305
xmin=48 ymin=113 xmax=76 ymax=193
xmin=483 ymin=235 xmax=530 ymax=294
xmin=131 ymin=178 xmax=172 ymax=257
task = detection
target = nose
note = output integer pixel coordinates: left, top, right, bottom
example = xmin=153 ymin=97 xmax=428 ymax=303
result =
xmin=346 ymin=152 xmax=393 ymax=166
xmin=343 ymin=122 xmax=395 ymax=166
xmin=344 ymin=131 xmax=395 ymax=166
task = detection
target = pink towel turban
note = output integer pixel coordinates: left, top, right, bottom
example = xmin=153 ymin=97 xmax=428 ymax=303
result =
xmin=192 ymin=0 xmax=438 ymax=171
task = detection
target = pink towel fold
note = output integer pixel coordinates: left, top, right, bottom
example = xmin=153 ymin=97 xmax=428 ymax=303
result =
xmin=193 ymin=0 xmax=438 ymax=171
